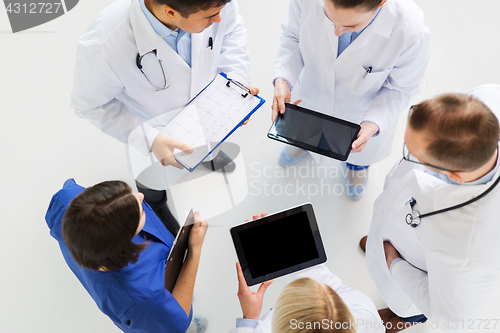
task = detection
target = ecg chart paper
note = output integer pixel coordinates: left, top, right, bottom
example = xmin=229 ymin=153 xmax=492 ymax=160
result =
xmin=159 ymin=74 xmax=263 ymax=171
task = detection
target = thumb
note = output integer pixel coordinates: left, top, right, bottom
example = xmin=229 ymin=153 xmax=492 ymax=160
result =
xmin=257 ymin=280 xmax=273 ymax=296
xmin=172 ymin=140 xmax=194 ymax=154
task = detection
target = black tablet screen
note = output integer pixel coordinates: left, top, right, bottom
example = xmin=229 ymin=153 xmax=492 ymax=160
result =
xmin=269 ymin=104 xmax=360 ymax=161
xmin=238 ymin=211 xmax=319 ymax=278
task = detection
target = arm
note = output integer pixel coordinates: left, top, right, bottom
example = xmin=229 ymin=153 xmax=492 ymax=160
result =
xmin=363 ymin=32 xmax=431 ymax=134
xmin=171 ymin=212 xmax=208 ymax=316
xmin=390 ymin=249 xmax=499 ymax=323
xmin=71 ymin=41 xmax=193 ymax=165
xmin=70 ymin=41 xmax=158 ymax=149
xmin=217 ymin=0 xmax=250 ymax=86
xmin=272 ymin=0 xmax=304 ymax=121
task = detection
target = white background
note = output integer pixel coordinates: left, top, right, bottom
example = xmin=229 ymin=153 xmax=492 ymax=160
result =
xmin=1 ymin=0 xmax=500 ymax=332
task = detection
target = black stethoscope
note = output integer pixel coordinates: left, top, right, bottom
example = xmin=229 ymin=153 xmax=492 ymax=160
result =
xmin=405 ymin=174 xmax=500 ymax=228
xmin=136 ymin=50 xmax=169 ymax=91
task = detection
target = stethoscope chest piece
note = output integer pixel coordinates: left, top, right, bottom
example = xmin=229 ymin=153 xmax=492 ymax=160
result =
xmin=405 ymin=211 xmax=421 ymax=228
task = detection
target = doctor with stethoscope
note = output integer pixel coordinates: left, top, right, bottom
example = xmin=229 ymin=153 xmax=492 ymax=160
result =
xmin=70 ymin=0 xmax=258 ymax=235
xmin=272 ymin=0 xmax=430 ymax=200
xmin=363 ymin=84 xmax=500 ymax=331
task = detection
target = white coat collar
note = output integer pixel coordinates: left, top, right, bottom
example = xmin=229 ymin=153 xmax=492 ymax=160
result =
xmin=129 ymin=0 xmax=157 ymax=56
xmin=129 ymin=0 xmax=192 ymax=69
xmin=318 ymin=0 xmax=396 ymax=56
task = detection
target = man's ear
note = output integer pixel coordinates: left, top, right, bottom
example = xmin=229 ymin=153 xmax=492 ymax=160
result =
xmin=447 ymin=172 xmax=465 ymax=184
xmin=379 ymin=0 xmax=388 ymax=7
xmin=161 ymin=5 xmax=178 ymax=20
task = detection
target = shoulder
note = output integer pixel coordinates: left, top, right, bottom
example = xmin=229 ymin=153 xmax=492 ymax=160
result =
xmin=386 ymin=0 xmax=430 ymax=43
xmin=468 ymin=84 xmax=500 ymax=119
xmin=77 ymin=0 xmax=133 ymax=51
xmin=45 ymin=179 xmax=85 ymax=233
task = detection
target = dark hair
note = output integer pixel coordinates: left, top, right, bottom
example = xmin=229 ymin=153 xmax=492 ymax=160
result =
xmin=327 ymin=0 xmax=382 ymax=11
xmin=153 ymin=0 xmax=231 ymax=18
xmin=409 ymin=93 xmax=499 ymax=172
xmin=62 ymin=181 xmax=147 ymax=271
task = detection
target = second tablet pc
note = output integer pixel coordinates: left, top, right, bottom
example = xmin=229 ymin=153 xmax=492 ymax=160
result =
xmin=230 ymin=203 xmax=327 ymax=286
xmin=268 ymin=103 xmax=361 ymax=161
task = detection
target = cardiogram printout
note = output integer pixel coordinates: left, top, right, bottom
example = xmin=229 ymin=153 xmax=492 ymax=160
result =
xmin=159 ymin=74 xmax=265 ymax=171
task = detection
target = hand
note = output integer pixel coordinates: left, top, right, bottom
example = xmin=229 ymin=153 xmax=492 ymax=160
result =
xmin=383 ymin=241 xmax=401 ymax=269
xmin=236 ymin=262 xmax=273 ymax=320
xmin=188 ymin=211 xmax=208 ymax=253
xmin=351 ymin=122 xmax=380 ymax=153
xmin=239 ymin=85 xmax=260 ymax=126
xmin=272 ymin=79 xmax=302 ymax=122
xmin=151 ymin=135 xmax=193 ymax=169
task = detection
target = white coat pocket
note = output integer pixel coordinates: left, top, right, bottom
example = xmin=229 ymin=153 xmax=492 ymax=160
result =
xmin=349 ymin=66 xmax=390 ymax=96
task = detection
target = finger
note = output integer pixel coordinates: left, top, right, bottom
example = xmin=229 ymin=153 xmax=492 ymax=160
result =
xmin=251 ymin=87 xmax=259 ymax=95
xmin=252 ymin=214 xmax=259 ymax=220
xmin=242 ymin=118 xmax=250 ymax=125
xmin=260 ymin=212 xmax=267 ymax=218
xmin=194 ymin=211 xmax=203 ymax=223
xmin=236 ymin=262 xmax=250 ymax=292
xmin=292 ymin=99 xmax=302 ymax=106
xmin=271 ymin=98 xmax=279 ymax=122
xmin=351 ymin=136 xmax=367 ymax=150
xmin=162 ymin=157 xmax=184 ymax=169
xmin=257 ymin=280 xmax=274 ymax=296
xmin=279 ymin=98 xmax=286 ymax=115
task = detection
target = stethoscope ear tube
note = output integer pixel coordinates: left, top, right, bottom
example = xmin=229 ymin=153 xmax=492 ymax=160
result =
xmin=406 ymin=174 xmax=500 ymax=227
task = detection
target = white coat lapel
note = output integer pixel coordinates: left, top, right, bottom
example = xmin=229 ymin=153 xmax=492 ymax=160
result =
xmin=337 ymin=0 xmax=395 ymax=58
xmin=129 ymin=0 xmax=157 ymax=56
xmin=324 ymin=16 xmax=339 ymax=58
xmin=190 ymin=31 xmax=207 ymax=98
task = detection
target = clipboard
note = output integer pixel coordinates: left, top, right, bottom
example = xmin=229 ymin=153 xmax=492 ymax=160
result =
xmin=164 ymin=209 xmax=195 ymax=292
xmin=159 ymin=73 xmax=265 ymax=172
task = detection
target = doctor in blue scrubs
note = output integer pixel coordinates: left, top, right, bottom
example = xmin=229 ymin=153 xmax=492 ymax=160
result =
xmin=45 ymin=179 xmax=208 ymax=333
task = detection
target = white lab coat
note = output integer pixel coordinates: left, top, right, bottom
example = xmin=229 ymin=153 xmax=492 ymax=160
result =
xmin=365 ymin=85 xmax=500 ymax=331
xmin=274 ymin=0 xmax=430 ymax=166
xmin=70 ymin=0 xmax=250 ymax=155
xmin=229 ymin=264 xmax=385 ymax=333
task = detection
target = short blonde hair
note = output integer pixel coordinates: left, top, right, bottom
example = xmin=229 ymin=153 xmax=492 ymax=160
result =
xmin=272 ymin=278 xmax=356 ymax=333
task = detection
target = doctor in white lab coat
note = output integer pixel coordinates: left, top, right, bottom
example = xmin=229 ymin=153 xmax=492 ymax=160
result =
xmin=69 ymin=0 xmax=256 ymax=234
xmin=365 ymin=84 xmax=500 ymax=332
xmin=272 ymin=0 xmax=430 ymax=199
xmin=230 ymin=263 xmax=385 ymax=333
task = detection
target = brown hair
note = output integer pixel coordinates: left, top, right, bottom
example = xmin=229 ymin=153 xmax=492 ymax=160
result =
xmin=152 ymin=0 xmax=231 ymax=18
xmin=272 ymin=278 xmax=357 ymax=333
xmin=409 ymin=93 xmax=499 ymax=172
xmin=62 ymin=181 xmax=147 ymax=271
xmin=327 ymin=0 xmax=382 ymax=11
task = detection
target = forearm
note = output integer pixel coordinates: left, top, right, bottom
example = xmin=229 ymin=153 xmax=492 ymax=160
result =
xmin=391 ymin=260 xmax=431 ymax=316
xmin=171 ymin=249 xmax=202 ymax=317
xmin=362 ymin=87 xmax=412 ymax=133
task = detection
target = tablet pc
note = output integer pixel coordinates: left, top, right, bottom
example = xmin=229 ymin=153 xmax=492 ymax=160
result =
xmin=268 ymin=103 xmax=361 ymax=161
xmin=230 ymin=203 xmax=327 ymax=286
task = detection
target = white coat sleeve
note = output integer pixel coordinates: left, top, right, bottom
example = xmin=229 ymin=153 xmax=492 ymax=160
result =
xmin=272 ymin=0 xmax=304 ymax=87
xmin=391 ymin=252 xmax=500 ymax=325
xmin=69 ymin=40 xmax=159 ymax=151
xmin=217 ymin=0 xmax=251 ymax=86
xmin=363 ymin=31 xmax=430 ymax=133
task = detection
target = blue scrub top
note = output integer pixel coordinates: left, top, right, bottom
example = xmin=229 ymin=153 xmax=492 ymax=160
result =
xmin=45 ymin=179 xmax=192 ymax=333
